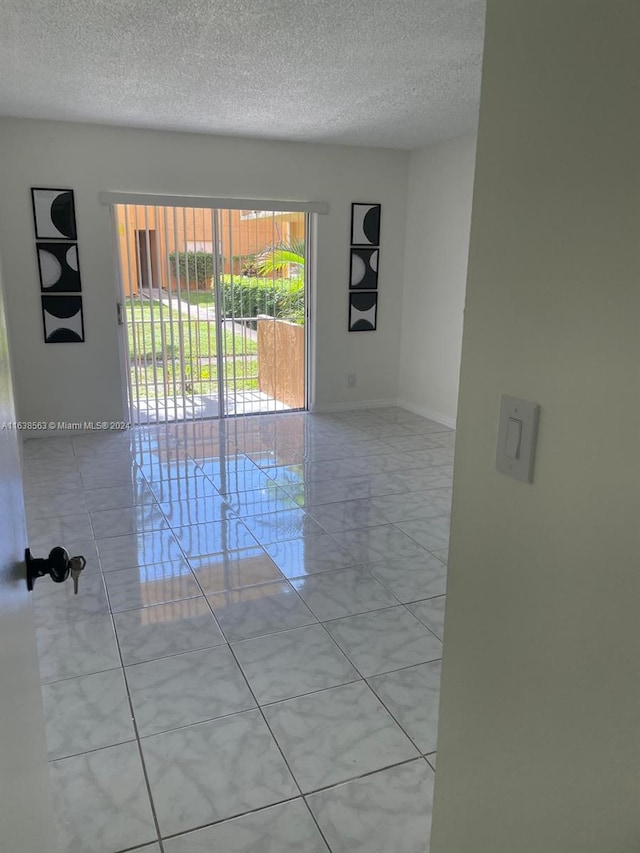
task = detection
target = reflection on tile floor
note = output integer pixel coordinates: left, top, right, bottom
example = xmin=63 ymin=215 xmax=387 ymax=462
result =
xmin=25 ymin=407 xmax=451 ymax=853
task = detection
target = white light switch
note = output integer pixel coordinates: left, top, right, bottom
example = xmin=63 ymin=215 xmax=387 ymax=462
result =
xmin=496 ymin=396 xmax=540 ymax=483
xmin=505 ymin=417 xmax=522 ymax=459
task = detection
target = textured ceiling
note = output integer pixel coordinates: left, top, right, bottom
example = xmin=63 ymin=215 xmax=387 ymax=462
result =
xmin=0 ymin=0 xmax=485 ymax=149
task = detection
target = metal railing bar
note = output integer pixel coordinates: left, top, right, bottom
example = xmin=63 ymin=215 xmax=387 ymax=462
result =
xmin=212 ymin=208 xmax=226 ymax=418
xmin=171 ymin=208 xmax=187 ymax=405
xmin=270 ymin=212 xmax=277 ymax=416
xmin=154 ymin=206 xmax=170 ymax=410
xmin=162 ymin=205 xmax=179 ymax=415
xmin=113 ymin=204 xmax=135 ymax=424
xmin=182 ymin=206 xmax=195 ymax=421
xmin=125 ymin=204 xmax=142 ymax=423
xmin=141 ymin=205 xmax=160 ymax=423
xmin=228 ymin=208 xmax=238 ymax=413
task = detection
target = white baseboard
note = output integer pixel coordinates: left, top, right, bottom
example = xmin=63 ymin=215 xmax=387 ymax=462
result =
xmin=22 ymin=400 xmax=454 ymax=435
xmin=397 ymin=399 xmax=457 ymax=429
xmin=311 ymin=398 xmax=398 ymax=413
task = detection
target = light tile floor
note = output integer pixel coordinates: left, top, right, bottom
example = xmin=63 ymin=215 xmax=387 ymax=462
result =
xmin=25 ymin=407 xmax=451 ymax=853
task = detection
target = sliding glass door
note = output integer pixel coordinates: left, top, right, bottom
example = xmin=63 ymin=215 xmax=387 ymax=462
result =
xmin=113 ymin=203 xmax=307 ymax=424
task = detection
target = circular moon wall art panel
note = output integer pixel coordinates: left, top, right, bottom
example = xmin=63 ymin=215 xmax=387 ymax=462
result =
xmin=41 ymin=295 xmax=85 ymax=343
xmin=31 ymin=188 xmax=77 ymax=240
xmin=349 ymin=248 xmax=379 ymax=289
xmin=350 ymin=203 xmax=381 ymax=247
xmin=37 ymin=242 xmax=81 ymax=292
xmin=349 ymin=291 xmax=378 ymax=332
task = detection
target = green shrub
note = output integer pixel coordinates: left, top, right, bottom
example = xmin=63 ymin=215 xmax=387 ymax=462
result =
xmin=219 ymin=276 xmax=304 ymax=323
xmin=168 ymin=252 xmax=215 ymax=290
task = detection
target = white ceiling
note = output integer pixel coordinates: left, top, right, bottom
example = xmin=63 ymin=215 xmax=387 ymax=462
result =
xmin=0 ymin=0 xmax=485 ymax=150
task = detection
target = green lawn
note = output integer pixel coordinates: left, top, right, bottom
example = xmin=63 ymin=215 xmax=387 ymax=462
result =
xmin=130 ymin=358 xmax=259 ymax=399
xmin=180 ymin=290 xmax=215 ymax=308
xmin=127 ymin=300 xmax=257 ymax=360
xmin=126 ymin=299 xmax=258 ymax=397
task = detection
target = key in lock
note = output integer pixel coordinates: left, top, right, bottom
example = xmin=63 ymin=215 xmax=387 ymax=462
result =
xmin=25 ymin=547 xmax=86 ymax=594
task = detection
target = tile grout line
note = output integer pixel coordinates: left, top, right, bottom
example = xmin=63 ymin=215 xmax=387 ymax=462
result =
xmin=189 ymin=544 xmax=443 ymax=774
xmin=187 ymin=565 xmax=336 ymax=852
xmin=107 ymin=605 xmax=167 ymax=853
xmin=155 ymin=794 xmax=305 ymax=846
xmin=292 ymin=618 xmax=443 ymax=762
xmin=304 ymin=754 xmax=434 ymax=798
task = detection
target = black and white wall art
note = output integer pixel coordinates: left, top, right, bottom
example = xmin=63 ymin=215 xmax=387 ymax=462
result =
xmin=351 ymin=203 xmax=381 ymax=247
xmin=31 ymin=188 xmax=77 ymax=240
xmin=349 ymin=291 xmax=378 ymax=332
xmin=31 ymin=187 xmax=84 ymax=343
xmin=37 ymin=242 xmax=81 ymax=292
xmin=349 ymin=202 xmax=380 ymax=331
xmin=41 ymin=295 xmax=85 ymax=343
xmin=350 ymin=247 xmax=379 ymax=290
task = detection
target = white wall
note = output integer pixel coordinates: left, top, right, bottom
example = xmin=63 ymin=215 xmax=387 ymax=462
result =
xmin=0 ymin=120 xmax=409 ymax=425
xmin=397 ymin=134 xmax=475 ymax=426
xmin=432 ymin=2 xmax=640 ymax=851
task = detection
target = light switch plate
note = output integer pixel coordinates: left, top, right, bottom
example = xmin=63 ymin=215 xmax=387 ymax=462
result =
xmin=496 ymin=395 xmax=540 ymax=483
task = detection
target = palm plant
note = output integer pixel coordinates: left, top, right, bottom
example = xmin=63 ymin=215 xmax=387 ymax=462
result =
xmin=257 ymin=238 xmax=305 ymax=323
xmin=257 ymin=238 xmax=305 ymax=277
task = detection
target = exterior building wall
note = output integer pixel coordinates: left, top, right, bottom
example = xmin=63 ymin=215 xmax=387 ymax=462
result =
xmin=116 ymin=206 xmax=304 ymax=296
xmin=257 ymin=316 xmax=305 ymax=409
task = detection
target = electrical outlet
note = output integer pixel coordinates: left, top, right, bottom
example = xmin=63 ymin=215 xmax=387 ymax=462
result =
xmin=347 ymin=374 xmax=356 ymax=388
